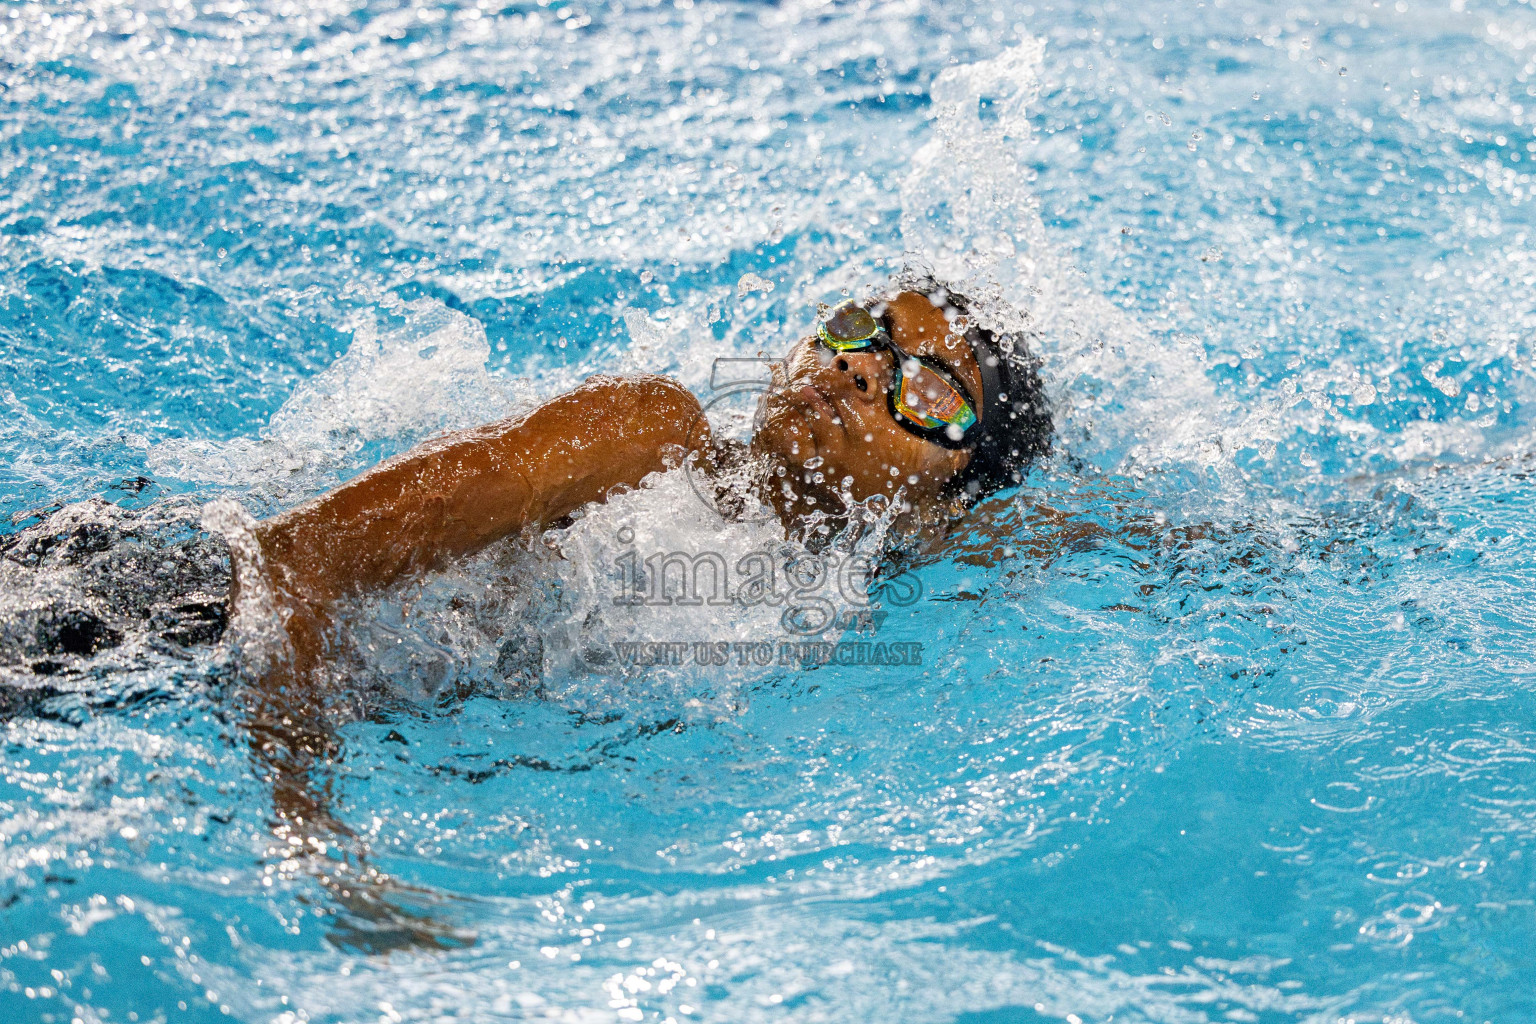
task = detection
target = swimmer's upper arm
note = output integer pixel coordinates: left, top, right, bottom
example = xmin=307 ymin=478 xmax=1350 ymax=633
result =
xmin=251 ymin=374 xmax=709 ymax=604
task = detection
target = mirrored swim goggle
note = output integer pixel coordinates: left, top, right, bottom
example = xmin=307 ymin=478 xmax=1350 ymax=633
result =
xmin=816 ymin=301 xmax=979 ymax=449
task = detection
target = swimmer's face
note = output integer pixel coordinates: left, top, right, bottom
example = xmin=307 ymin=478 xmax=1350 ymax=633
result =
xmin=751 ymin=290 xmax=982 ymax=521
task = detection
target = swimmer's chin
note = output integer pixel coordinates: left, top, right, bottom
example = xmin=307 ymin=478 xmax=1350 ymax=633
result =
xmin=750 ymin=412 xmax=823 ymax=473
xmin=751 ymin=432 xmax=862 ymax=524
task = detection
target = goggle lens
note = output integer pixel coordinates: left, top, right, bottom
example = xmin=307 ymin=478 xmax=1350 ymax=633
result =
xmin=896 ymin=364 xmax=978 ymax=432
xmin=818 ymin=303 xmax=882 ymax=350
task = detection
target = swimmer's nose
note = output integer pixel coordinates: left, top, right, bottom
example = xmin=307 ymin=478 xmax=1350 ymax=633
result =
xmin=833 ymin=358 xmax=867 ymax=392
xmin=830 ymin=350 xmax=888 ymax=406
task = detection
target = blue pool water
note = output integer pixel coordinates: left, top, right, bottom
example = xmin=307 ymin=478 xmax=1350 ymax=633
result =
xmin=5 ymin=0 xmax=1536 ymax=1020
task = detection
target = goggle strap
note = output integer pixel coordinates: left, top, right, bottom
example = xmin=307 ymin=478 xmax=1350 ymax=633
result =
xmin=967 ymin=326 xmax=1006 ymax=433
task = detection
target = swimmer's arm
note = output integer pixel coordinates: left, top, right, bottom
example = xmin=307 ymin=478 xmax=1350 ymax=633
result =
xmin=925 ymin=479 xmax=1216 ymax=570
xmin=918 ymin=492 xmax=1117 ymax=567
xmin=249 ymin=374 xmax=710 ymax=604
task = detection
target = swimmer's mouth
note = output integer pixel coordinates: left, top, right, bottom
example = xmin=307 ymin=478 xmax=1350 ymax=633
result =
xmin=798 ymin=382 xmax=840 ymax=423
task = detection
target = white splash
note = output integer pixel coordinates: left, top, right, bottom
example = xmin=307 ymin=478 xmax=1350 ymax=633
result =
xmin=150 ymin=297 xmax=536 ymax=501
xmin=900 ymin=39 xmax=1248 ymax=489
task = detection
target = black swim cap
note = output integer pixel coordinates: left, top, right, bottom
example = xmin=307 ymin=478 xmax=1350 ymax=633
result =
xmin=951 ymin=318 xmax=1052 ymax=499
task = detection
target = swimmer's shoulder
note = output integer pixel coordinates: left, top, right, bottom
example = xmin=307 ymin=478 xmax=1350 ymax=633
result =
xmin=560 ymin=373 xmax=710 ymax=453
xmin=572 ymin=372 xmax=703 ymax=418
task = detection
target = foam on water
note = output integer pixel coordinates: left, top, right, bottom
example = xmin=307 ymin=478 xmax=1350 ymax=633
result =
xmin=314 ymin=465 xmax=886 ymax=715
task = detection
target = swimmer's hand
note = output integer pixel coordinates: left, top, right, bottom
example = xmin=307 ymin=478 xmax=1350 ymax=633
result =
xmin=323 ymin=867 xmax=478 ymax=954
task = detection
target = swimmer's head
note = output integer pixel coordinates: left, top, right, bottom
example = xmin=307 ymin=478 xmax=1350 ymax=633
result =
xmin=751 ymin=279 xmax=1051 ymax=524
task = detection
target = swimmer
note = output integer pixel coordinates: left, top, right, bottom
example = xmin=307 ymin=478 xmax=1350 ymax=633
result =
xmin=235 ymin=279 xmax=1052 ymax=683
